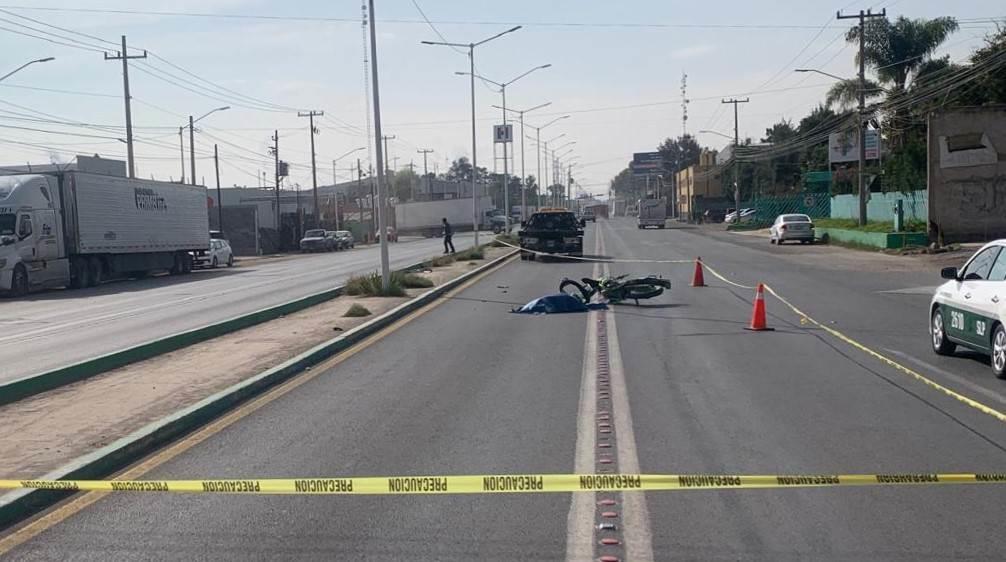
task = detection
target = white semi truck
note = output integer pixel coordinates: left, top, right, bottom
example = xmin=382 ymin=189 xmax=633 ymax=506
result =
xmin=0 ymin=171 xmax=209 ymax=296
xmin=394 ymin=196 xmax=494 ymax=237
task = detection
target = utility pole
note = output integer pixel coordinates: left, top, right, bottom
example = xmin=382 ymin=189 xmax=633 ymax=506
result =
xmin=838 ymin=8 xmax=885 ymax=226
xmin=722 ymin=98 xmax=749 ymax=222
xmin=298 ymin=110 xmax=324 ymax=228
xmin=104 ymin=35 xmax=146 ymax=178
xmin=381 ymin=134 xmax=395 ymax=175
xmin=214 ymin=144 xmax=223 ymax=234
xmin=188 ymin=115 xmax=196 ymax=185
xmin=368 ymin=0 xmax=391 ymax=289
xmin=178 ymin=127 xmax=185 ymax=183
xmin=418 ymin=148 xmax=433 ymax=199
xmin=271 ymin=131 xmax=280 ymax=242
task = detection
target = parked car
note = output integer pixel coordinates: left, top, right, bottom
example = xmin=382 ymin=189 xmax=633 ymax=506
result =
xmin=724 ymin=208 xmax=756 ymax=223
xmin=325 ymin=231 xmax=342 ymax=250
xmin=193 ymin=238 xmax=234 ymax=268
xmin=702 ymin=209 xmax=727 ymax=223
xmin=930 ymin=240 xmax=1006 ymax=378
xmin=333 ymin=230 xmax=355 ymax=250
xmin=300 ymin=229 xmax=334 ymax=252
xmin=769 ymin=214 xmax=815 ymax=245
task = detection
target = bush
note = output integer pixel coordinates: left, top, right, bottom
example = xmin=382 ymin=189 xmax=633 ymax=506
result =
xmin=814 ymin=218 xmax=925 ymax=233
xmin=454 ymin=247 xmax=484 ymax=261
xmin=344 ymin=272 xmax=407 ymax=297
xmin=343 ymin=303 xmax=372 ymax=317
xmin=397 ymin=272 xmax=434 ymax=289
xmin=429 ymin=255 xmax=455 ymax=267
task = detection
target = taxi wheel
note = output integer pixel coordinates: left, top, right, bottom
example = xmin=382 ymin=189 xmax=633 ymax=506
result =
xmin=992 ymin=324 xmax=1006 ymax=379
xmin=931 ymin=307 xmax=956 ymax=356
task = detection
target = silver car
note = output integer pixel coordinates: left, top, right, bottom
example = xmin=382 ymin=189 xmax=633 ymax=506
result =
xmin=769 ymin=214 xmax=815 ymax=245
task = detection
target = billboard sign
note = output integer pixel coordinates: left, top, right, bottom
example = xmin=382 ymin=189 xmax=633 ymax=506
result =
xmin=829 ymin=130 xmax=880 ymax=164
xmin=631 ymin=152 xmax=663 ymax=176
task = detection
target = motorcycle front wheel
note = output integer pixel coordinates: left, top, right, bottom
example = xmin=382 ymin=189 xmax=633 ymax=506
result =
xmin=559 ymin=278 xmax=593 ymax=303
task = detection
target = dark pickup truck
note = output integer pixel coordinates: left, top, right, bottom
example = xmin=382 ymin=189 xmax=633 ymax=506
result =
xmin=518 ymin=209 xmax=585 ymax=261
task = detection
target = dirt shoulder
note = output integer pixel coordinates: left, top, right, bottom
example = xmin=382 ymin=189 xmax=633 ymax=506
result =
xmin=0 ymin=245 xmax=511 ymax=477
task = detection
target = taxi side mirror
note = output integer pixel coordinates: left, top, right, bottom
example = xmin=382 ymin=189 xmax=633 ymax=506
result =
xmin=580 ymin=219 xmax=587 ymax=227
xmin=941 ymin=266 xmax=959 ymax=280
xmin=520 ymin=221 xmax=526 ymax=228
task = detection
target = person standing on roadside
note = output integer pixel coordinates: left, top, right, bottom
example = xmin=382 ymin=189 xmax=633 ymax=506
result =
xmin=442 ymin=217 xmax=455 ymax=255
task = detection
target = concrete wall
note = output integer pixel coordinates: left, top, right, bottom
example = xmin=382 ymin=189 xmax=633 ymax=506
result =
xmin=831 ymin=190 xmax=927 ymax=222
xmin=928 ymin=106 xmax=1006 ymax=242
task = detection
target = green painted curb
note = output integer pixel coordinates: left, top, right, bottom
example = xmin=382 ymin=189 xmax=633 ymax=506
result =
xmin=0 ymin=250 xmax=516 ymax=530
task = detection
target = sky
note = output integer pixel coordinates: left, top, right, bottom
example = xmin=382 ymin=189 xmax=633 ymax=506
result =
xmin=0 ymin=0 xmax=1002 ymax=196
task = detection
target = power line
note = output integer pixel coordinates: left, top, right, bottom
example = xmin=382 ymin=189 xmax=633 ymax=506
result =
xmin=10 ymin=5 xmax=999 ymax=30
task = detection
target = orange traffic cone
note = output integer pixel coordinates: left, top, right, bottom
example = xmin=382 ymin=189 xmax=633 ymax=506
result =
xmin=745 ymin=283 xmax=774 ymax=331
xmin=691 ymin=257 xmax=706 ymax=287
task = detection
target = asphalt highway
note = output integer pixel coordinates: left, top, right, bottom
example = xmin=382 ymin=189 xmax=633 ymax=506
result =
xmin=0 ymin=233 xmax=474 ymax=384
xmin=4 ymin=218 xmax=1006 ymax=561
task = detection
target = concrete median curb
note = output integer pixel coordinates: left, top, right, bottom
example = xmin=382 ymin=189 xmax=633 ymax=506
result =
xmin=0 ymin=249 xmax=516 ymax=530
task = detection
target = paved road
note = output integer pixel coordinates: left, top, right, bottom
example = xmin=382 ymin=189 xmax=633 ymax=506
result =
xmin=0 ymin=233 xmax=475 ymax=384
xmin=4 ymin=218 xmax=1006 ymax=560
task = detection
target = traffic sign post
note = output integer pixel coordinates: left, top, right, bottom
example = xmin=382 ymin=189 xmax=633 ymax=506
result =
xmin=494 ymin=124 xmax=513 ymax=144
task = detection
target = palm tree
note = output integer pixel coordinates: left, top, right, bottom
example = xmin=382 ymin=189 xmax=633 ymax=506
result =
xmin=825 ymin=16 xmax=959 ymax=110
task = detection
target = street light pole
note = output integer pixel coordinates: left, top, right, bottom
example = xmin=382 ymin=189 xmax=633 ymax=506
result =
xmin=422 ymin=26 xmax=522 ymax=245
xmin=495 ymin=102 xmax=550 ymax=222
xmin=0 ymin=56 xmax=54 ymax=83
xmin=367 ymin=0 xmax=391 ymax=289
xmin=722 ymin=98 xmax=749 ymax=222
xmin=457 ymin=64 xmax=550 ymax=232
xmin=185 ymin=106 xmax=230 ymax=186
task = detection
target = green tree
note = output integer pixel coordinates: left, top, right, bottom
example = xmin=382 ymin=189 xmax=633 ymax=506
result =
xmin=826 ymin=16 xmax=959 ymax=111
xmin=657 ymin=134 xmax=702 ymax=179
xmin=609 ymin=167 xmax=641 ymax=200
xmin=390 ymin=169 xmax=419 ymax=202
xmin=761 ymin=119 xmax=797 ymax=144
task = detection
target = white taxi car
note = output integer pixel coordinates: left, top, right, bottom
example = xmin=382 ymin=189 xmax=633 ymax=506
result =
xmin=930 ymin=240 xmax=1006 ymax=378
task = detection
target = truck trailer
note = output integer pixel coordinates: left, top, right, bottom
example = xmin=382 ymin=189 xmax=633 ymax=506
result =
xmin=0 ymin=171 xmax=209 ymax=295
xmin=394 ymin=196 xmax=494 ymax=237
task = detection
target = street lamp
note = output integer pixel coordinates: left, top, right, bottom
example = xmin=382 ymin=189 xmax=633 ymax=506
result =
xmin=698 ymin=129 xmax=734 ymax=140
xmin=794 ymin=68 xmax=886 ymax=225
xmin=0 ymin=57 xmax=54 ymax=82
xmin=457 ymin=64 xmax=551 ymax=230
xmin=527 ymin=115 xmax=567 ymax=209
xmin=329 ymin=147 xmax=367 ymax=230
xmin=422 ymin=26 xmax=522 ymax=245
xmin=181 ymin=106 xmax=229 ymax=185
xmin=493 ymin=101 xmax=551 ymax=222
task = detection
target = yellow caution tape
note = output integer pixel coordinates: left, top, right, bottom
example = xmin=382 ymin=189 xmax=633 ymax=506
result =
xmin=3 ymin=473 xmax=1005 ymax=495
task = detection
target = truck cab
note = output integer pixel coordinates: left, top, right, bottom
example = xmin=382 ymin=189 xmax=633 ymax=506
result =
xmin=0 ymin=175 xmax=68 ymax=296
xmin=518 ymin=208 xmax=585 ymax=260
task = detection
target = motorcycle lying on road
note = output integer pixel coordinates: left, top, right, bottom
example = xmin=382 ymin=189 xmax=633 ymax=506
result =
xmin=559 ymin=274 xmax=671 ymax=305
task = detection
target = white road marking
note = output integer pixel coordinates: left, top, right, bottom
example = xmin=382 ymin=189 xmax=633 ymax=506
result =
xmin=878 ymin=286 xmax=938 ymax=295
xmin=565 ymin=234 xmax=603 ymax=562
xmin=882 ymin=347 xmax=1006 ymax=406
xmin=600 ymin=224 xmax=655 ymax=562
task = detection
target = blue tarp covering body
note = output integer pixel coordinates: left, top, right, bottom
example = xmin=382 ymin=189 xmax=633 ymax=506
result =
xmin=511 ymin=294 xmax=606 ymax=314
